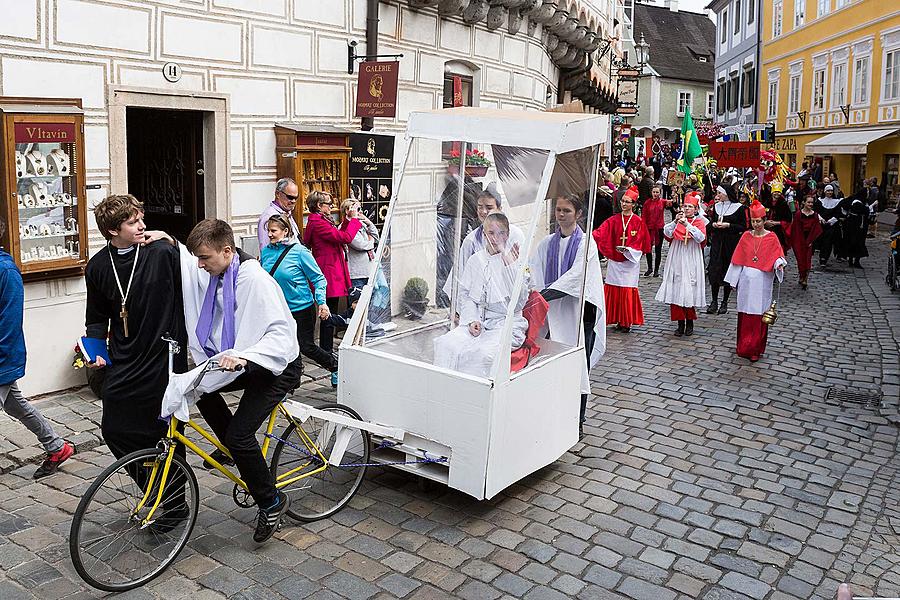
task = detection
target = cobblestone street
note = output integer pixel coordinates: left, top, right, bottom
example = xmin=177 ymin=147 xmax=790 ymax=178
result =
xmin=1 ymin=232 xmax=899 ymax=600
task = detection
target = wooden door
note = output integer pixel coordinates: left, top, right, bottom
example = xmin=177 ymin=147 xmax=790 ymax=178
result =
xmin=126 ymin=108 xmax=204 ymax=241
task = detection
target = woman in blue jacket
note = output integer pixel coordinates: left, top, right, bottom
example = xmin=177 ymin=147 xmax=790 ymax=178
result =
xmin=260 ymin=215 xmax=336 ymax=379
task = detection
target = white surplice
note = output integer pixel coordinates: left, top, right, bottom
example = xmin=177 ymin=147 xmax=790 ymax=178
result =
xmin=604 ymin=247 xmax=642 ymax=288
xmin=434 ymin=247 xmax=527 ymax=378
xmin=442 ymin=223 xmax=525 ymax=299
xmin=162 ymin=245 xmax=299 ymax=421
xmin=529 ymin=229 xmax=606 ymax=394
xmin=724 ymin=257 xmax=787 ymax=315
xmin=655 ymin=220 xmax=707 ymax=309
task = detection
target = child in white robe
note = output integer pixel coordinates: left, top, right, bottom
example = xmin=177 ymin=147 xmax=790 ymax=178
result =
xmin=434 ymin=213 xmax=527 ymax=378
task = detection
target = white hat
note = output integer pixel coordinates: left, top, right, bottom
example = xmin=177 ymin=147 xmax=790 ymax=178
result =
xmin=824 ymin=184 xmax=834 ymax=192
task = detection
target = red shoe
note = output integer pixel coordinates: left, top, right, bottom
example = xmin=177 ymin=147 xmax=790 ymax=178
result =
xmin=749 ymin=355 xmax=759 ymax=362
xmin=33 ymin=441 xmax=75 ymax=479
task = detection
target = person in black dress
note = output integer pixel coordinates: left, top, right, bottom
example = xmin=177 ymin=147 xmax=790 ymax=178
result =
xmin=814 ymin=184 xmax=845 ymax=267
xmin=84 ymin=195 xmax=189 ymax=459
xmin=843 ymin=188 xmax=870 ymax=268
xmin=706 ymin=184 xmax=748 ymax=314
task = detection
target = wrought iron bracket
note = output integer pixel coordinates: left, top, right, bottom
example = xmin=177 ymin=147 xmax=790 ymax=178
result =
xmin=348 ymin=43 xmax=403 ymax=74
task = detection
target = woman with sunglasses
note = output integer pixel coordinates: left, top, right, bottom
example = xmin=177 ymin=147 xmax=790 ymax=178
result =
xmin=302 ymin=191 xmax=362 ymax=387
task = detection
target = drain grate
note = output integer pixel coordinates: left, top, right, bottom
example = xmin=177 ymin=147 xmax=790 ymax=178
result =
xmin=824 ymin=387 xmax=883 ymax=409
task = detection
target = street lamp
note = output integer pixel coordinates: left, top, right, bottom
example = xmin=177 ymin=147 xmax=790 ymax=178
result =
xmin=634 ymin=33 xmax=649 ymax=69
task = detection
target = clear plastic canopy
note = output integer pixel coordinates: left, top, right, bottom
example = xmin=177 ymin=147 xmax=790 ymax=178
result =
xmin=350 ymin=108 xmax=604 ymax=384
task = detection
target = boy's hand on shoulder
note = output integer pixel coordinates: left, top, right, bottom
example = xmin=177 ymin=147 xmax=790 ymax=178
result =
xmin=142 ymin=231 xmax=173 ymax=245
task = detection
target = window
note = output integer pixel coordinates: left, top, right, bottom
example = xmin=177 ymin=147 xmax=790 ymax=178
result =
xmin=853 ymin=55 xmax=869 ymax=105
xmin=717 ymin=80 xmax=727 ymax=114
xmin=767 ymin=80 xmax=779 ymax=118
xmin=831 ymin=62 xmax=847 ymax=107
xmin=721 ymin=9 xmax=728 ymax=44
xmin=734 ymin=0 xmax=741 ymax=35
xmin=442 ymin=74 xmax=473 ymax=108
xmin=817 ymin=0 xmax=830 ymax=17
xmin=788 ymin=74 xmax=801 ymax=113
xmin=728 ymin=74 xmax=740 ymax=111
xmin=812 ymin=68 xmax=826 ymax=111
xmin=794 ymin=0 xmax=804 ymax=27
xmin=748 ymin=0 xmax=755 ymax=24
xmin=706 ymin=91 xmax=715 ymax=117
xmin=884 ymin=50 xmax=900 ymax=102
xmin=677 ymin=90 xmax=693 ymax=116
xmin=741 ymin=67 xmax=756 ymax=107
xmin=836 ymin=0 xmax=850 ymax=7
xmin=773 ymin=0 xmax=783 ymax=37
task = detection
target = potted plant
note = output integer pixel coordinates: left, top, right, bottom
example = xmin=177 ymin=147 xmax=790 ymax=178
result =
xmin=448 ymin=148 xmax=492 ymax=177
xmin=402 ymin=277 xmax=429 ymax=320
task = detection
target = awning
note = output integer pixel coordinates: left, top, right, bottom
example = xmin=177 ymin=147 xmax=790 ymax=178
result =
xmin=805 ymin=128 xmax=899 ymax=155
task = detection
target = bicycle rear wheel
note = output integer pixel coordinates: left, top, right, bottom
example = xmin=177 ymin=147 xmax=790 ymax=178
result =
xmin=69 ymin=448 xmax=199 ymax=592
xmin=270 ymin=403 xmax=370 ymax=522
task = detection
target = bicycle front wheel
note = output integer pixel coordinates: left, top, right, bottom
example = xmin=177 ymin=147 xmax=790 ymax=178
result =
xmin=69 ymin=448 xmax=199 ymax=592
xmin=270 ymin=403 xmax=370 ymax=522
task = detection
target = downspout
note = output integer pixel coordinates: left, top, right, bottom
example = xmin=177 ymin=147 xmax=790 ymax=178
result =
xmin=361 ymin=0 xmax=379 ymax=131
xmin=754 ymin=0 xmax=761 ymax=124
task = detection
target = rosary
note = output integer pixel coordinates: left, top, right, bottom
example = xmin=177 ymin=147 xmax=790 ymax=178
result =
xmin=108 ymin=244 xmax=140 ymax=337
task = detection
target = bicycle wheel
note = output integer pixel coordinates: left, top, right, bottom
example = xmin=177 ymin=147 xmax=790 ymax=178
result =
xmin=270 ymin=403 xmax=370 ymax=522
xmin=889 ymin=255 xmax=898 ymax=291
xmin=69 ymin=448 xmax=199 ymax=592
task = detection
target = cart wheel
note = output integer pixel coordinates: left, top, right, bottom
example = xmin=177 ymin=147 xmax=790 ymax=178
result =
xmin=270 ymin=403 xmax=369 ymax=522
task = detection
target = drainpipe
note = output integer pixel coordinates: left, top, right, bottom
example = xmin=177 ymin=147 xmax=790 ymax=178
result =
xmin=361 ymin=0 xmax=379 ymax=131
xmin=754 ymin=0 xmax=761 ymax=124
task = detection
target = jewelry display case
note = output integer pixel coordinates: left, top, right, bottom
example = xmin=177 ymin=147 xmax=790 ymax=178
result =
xmin=275 ymin=124 xmax=350 ymax=231
xmin=0 ymin=98 xmax=89 ymax=280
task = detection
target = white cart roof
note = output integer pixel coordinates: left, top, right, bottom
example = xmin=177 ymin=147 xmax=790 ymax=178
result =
xmin=406 ymin=107 xmax=607 ymax=153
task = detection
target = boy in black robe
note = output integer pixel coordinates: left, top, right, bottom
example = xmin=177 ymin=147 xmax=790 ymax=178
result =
xmin=84 ymin=195 xmax=188 ymax=459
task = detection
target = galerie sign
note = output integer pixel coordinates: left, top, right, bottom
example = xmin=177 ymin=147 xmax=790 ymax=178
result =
xmin=15 ymin=123 xmax=76 ymax=143
xmin=355 ymin=61 xmax=399 ymax=118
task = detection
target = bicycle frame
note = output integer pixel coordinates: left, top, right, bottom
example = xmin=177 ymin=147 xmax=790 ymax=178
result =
xmin=131 ymin=337 xmax=331 ymax=527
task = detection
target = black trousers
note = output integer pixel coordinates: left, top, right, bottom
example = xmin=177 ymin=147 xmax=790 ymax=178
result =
xmin=196 ymin=359 xmax=303 ymax=508
xmin=317 ymin=297 xmax=342 ymax=359
xmin=580 ymin=303 xmax=597 ymax=424
xmin=293 ymin=305 xmax=337 ymax=372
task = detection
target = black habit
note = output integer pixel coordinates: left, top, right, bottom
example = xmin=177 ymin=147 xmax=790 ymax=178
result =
xmin=707 ymin=202 xmax=749 ymax=286
xmin=85 ymin=241 xmax=189 ymax=458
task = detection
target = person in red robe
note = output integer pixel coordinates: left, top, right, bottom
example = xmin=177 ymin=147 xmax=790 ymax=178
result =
xmin=641 ymin=184 xmax=666 ymax=277
xmin=592 ymin=189 xmax=650 ymax=333
xmin=724 ymin=200 xmax=787 ymax=362
xmin=789 ymin=194 xmax=823 ymax=290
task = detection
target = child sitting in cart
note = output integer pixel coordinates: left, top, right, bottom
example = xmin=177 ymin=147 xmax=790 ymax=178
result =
xmin=433 ymin=212 xmax=528 ymax=378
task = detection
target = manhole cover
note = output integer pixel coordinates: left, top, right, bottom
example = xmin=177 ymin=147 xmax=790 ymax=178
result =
xmin=824 ymin=387 xmax=882 ymax=409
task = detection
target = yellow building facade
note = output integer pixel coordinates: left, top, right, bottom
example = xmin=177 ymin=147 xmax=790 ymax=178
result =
xmin=760 ymin=0 xmax=900 ymax=207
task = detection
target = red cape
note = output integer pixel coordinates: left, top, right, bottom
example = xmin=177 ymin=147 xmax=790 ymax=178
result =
xmin=664 ymin=217 xmax=707 ymax=249
xmin=731 ymin=230 xmax=785 ymax=272
xmin=592 ymin=213 xmax=651 ymax=261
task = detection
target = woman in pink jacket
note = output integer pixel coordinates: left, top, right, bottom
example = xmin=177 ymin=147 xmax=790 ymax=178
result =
xmin=302 ymin=191 xmax=362 ymax=386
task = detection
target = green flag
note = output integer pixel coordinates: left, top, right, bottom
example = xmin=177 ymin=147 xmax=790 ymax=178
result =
xmin=677 ymin=107 xmax=702 ymax=174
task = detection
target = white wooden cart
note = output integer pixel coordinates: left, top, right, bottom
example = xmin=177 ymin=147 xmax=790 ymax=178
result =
xmin=329 ymin=108 xmax=607 ymax=500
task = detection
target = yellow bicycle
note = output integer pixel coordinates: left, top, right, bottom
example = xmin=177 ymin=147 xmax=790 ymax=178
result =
xmin=69 ymin=338 xmax=370 ymax=592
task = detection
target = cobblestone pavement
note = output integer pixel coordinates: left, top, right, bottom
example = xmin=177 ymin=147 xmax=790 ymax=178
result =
xmin=1 ymin=231 xmax=899 ymax=600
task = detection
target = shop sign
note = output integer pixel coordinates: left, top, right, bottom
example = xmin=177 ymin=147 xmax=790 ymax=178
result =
xmin=349 ymin=133 xmax=395 ymax=227
xmin=707 ymin=141 xmax=761 ymax=168
xmin=296 ymin=135 xmax=346 ymax=147
xmin=355 ymin=61 xmax=399 ymax=118
xmin=14 ymin=122 xmax=76 ymax=143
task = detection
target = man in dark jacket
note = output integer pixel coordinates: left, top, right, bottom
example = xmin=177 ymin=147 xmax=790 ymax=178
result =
xmin=637 ymin=166 xmax=655 ymax=210
xmin=0 ymin=217 xmax=74 ymax=478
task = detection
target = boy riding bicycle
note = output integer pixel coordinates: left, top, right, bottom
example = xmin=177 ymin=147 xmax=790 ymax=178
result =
xmin=149 ymin=219 xmax=301 ymax=543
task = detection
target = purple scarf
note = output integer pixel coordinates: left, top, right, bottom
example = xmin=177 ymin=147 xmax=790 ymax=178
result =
xmin=544 ymin=226 xmax=583 ymax=285
xmin=196 ymin=254 xmax=239 ymax=358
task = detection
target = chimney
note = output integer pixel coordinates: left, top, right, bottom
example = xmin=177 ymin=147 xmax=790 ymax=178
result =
xmin=670 ymin=0 xmax=679 ymax=12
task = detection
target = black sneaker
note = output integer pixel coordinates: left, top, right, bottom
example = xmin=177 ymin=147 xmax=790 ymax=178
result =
xmin=253 ymin=492 xmax=290 ymax=544
xmin=203 ymin=449 xmax=234 ymax=469
xmin=706 ymin=301 xmax=718 ymax=314
xmin=149 ymin=503 xmax=190 ymax=534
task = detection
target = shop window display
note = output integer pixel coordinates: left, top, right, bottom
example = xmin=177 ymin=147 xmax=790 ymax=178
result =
xmin=0 ymin=98 xmax=89 ymax=279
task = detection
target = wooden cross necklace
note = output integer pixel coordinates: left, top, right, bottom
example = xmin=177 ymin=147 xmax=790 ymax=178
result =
xmin=620 ymin=212 xmax=634 ymax=247
xmin=108 ymin=243 xmax=140 ymax=337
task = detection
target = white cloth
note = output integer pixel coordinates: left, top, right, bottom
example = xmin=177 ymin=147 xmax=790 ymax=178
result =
xmin=442 ymin=223 xmax=525 ymax=299
xmin=818 ymin=196 xmax=842 ymax=210
xmin=655 ymin=220 xmax=707 ymax=309
xmin=530 ymin=229 xmax=606 ymax=394
xmin=724 ymin=258 xmax=787 ymax=315
xmin=713 ymin=201 xmax=742 ymax=218
xmin=162 ymin=245 xmax=299 ymax=421
xmin=604 ymin=247 xmax=642 ymax=288
xmin=433 ymin=248 xmax=527 ymax=378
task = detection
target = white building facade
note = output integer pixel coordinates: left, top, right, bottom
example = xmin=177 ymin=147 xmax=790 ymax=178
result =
xmin=0 ymin=0 xmax=617 ymax=395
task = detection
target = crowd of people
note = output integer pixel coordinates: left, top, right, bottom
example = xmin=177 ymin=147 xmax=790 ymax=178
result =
xmin=592 ymin=158 xmax=893 ymax=362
